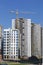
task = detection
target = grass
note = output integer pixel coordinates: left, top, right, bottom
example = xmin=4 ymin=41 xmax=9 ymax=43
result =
xmin=0 ymin=61 xmax=29 ymax=65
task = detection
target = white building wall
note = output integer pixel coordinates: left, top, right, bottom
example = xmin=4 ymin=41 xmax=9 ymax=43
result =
xmin=3 ymin=28 xmax=19 ymax=60
xmin=3 ymin=29 xmax=10 ymax=59
xmin=12 ymin=19 xmax=15 ymax=30
xmin=24 ymin=19 xmax=31 ymax=57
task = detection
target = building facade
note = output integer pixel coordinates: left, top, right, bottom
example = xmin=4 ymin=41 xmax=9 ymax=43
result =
xmin=3 ymin=18 xmax=42 ymax=60
xmin=15 ymin=18 xmax=42 ymax=59
xmin=15 ymin=18 xmax=31 ymax=59
xmin=42 ymin=28 xmax=43 ymax=59
xmin=31 ymin=23 xmax=42 ymax=59
xmin=0 ymin=26 xmax=2 ymax=60
xmin=3 ymin=28 xmax=20 ymax=60
xmin=12 ymin=19 xmax=16 ymax=30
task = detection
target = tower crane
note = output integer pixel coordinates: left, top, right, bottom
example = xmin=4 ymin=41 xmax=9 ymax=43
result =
xmin=9 ymin=9 xmax=35 ymax=19
xmin=9 ymin=9 xmax=35 ymax=28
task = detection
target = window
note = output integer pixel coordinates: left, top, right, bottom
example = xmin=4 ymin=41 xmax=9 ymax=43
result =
xmin=7 ymin=41 xmax=9 ymax=43
xmin=22 ymin=27 xmax=24 ymax=29
xmin=16 ymin=47 xmax=18 ymax=50
xmin=4 ymin=35 xmax=6 ymax=37
xmin=11 ymin=56 xmax=13 ymax=58
xmin=7 ymin=56 xmax=9 ymax=59
xmin=16 ymin=44 xmax=18 ymax=46
xmin=3 ymin=41 xmax=6 ymax=43
xmin=16 ymin=42 xmax=18 ymax=43
xmin=7 ymin=52 xmax=9 ymax=54
xmin=22 ymin=39 xmax=24 ymax=41
xmin=22 ymin=33 xmax=24 ymax=35
xmin=7 ymin=31 xmax=9 ymax=33
xmin=4 ymin=38 xmax=6 ymax=40
xmin=4 ymin=31 xmax=6 ymax=33
xmin=4 ymin=55 xmax=6 ymax=58
xmin=16 ymin=52 xmax=18 ymax=54
xmin=14 ymin=39 xmax=15 ymax=43
xmin=15 ymin=31 xmax=18 ymax=33
xmin=16 ymin=49 xmax=18 ymax=51
xmin=3 ymin=46 xmax=6 ymax=49
xmin=11 ymin=47 xmax=13 ymax=50
xmin=22 ymin=22 xmax=24 ymax=27
xmin=14 ymin=52 xmax=15 ymax=54
xmin=7 ymin=33 xmax=9 ymax=35
xmin=3 ymin=49 xmax=6 ymax=51
xmin=7 ymin=47 xmax=9 ymax=49
xmin=10 ymin=52 xmax=13 ymax=54
xmin=16 ymin=35 xmax=18 ymax=38
xmin=14 ymin=56 xmax=15 ymax=58
xmin=7 ymin=49 xmax=9 ymax=51
xmin=3 ymin=51 xmax=6 ymax=54
xmin=7 ymin=44 xmax=9 ymax=46
xmin=22 ymin=29 xmax=24 ymax=33
xmin=14 ymin=47 xmax=15 ymax=50
xmin=16 ymin=55 xmax=18 ymax=56
xmin=16 ymin=38 xmax=19 ymax=41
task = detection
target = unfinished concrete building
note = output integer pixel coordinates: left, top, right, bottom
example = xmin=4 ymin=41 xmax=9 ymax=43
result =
xmin=15 ymin=18 xmax=42 ymax=59
xmin=15 ymin=18 xmax=31 ymax=59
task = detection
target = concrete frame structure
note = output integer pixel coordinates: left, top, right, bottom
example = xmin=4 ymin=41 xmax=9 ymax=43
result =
xmin=15 ymin=18 xmax=31 ymax=59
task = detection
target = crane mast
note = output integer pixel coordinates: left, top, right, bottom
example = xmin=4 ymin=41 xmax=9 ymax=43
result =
xmin=10 ymin=9 xmax=35 ymax=29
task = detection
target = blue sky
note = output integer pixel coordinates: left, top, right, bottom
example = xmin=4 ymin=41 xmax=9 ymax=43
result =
xmin=0 ymin=0 xmax=43 ymax=28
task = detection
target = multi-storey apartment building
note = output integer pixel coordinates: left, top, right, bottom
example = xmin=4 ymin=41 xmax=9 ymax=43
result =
xmin=0 ymin=26 xmax=2 ymax=60
xmin=31 ymin=23 xmax=42 ymax=59
xmin=15 ymin=18 xmax=31 ymax=59
xmin=3 ymin=28 xmax=20 ymax=60
xmin=41 ymin=28 xmax=43 ymax=59
xmin=15 ymin=18 xmax=42 ymax=59
xmin=3 ymin=18 xmax=42 ymax=60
